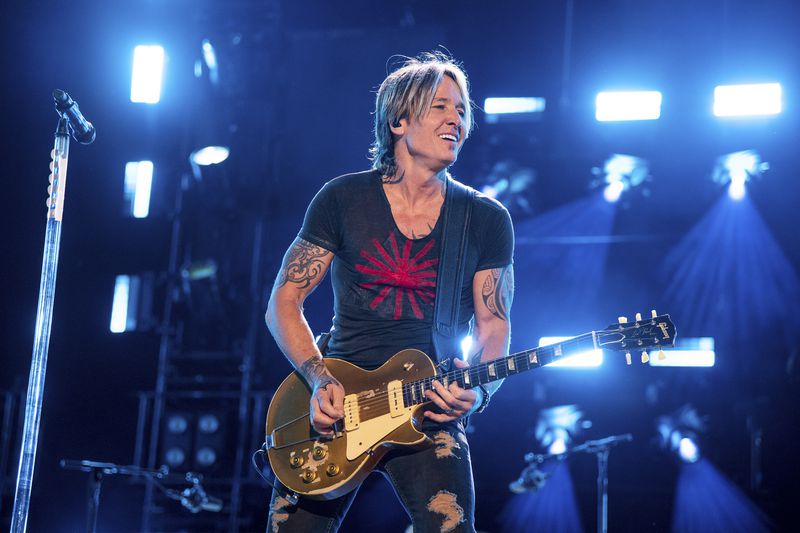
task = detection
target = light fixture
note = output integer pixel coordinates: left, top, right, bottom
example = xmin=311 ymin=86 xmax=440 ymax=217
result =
xmin=713 ymin=83 xmax=782 ymax=117
xmin=712 ymin=150 xmax=768 ymax=201
xmin=595 ymin=91 xmax=662 ymax=122
xmin=131 ymin=45 xmax=165 ymax=104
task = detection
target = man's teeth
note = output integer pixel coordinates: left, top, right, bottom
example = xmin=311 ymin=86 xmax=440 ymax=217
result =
xmin=439 ymin=134 xmax=457 ymax=141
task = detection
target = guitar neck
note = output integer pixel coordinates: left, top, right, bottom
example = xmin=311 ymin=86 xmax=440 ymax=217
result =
xmin=403 ymin=332 xmax=598 ymax=407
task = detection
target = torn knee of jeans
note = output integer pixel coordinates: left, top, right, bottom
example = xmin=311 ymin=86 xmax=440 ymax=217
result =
xmin=427 ymin=490 xmax=466 ymax=532
xmin=433 ymin=430 xmax=462 ymax=459
xmin=269 ymin=494 xmax=292 ymax=532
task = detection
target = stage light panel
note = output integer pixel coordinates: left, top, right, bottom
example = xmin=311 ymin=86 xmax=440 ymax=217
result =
xmin=131 ymin=45 xmax=164 ymax=104
xmin=110 ymin=275 xmax=137 ymax=333
xmin=713 ymin=83 xmax=782 ymax=117
xmin=539 ymin=337 xmax=603 ymax=368
xmin=595 ymin=91 xmax=662 ymax=121
xmin=649 ymin=337 xmax=715 ymax=367
xmin=485 ymin=97 xmax=546 ymax=115
xmin=124 ymin=161 xmax=153 ymax=218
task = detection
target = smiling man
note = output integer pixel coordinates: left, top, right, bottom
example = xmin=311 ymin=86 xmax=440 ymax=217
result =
xmin=265 ymin=52 xmax=514 ymax=532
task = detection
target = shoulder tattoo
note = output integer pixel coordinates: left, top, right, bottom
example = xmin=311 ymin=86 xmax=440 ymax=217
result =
xmin=277 ymin=239 xmax=329 ymax=289
xmin=481 ymin=266 xmax=514 ymax=321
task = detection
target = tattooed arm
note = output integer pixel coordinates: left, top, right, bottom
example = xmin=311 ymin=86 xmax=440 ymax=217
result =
xmin=469 ymin=265 xmax=514 ymax=396
xmin=265 ymin=237 xmax=343 ymax=435
xmin=424 ymin=265 xmax=514 ymax=422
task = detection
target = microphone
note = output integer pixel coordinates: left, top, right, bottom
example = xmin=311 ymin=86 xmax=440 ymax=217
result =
xmin=53 ymin=89 xmax=96 ymax=144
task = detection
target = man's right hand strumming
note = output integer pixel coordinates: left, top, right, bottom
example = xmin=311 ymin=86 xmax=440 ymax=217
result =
xmin=300 ymin=355 xmax=345 ymax=436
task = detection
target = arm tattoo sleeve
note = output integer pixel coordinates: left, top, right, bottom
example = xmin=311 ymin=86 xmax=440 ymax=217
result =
xmin=277 ymin=239 xmax=329 ymax=289
xmin=481 ymin=266 xmax=514 ymax=321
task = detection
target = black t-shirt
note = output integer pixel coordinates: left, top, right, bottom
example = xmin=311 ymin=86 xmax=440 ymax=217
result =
xmin=299 ymin=169 xmax=514 ymax=369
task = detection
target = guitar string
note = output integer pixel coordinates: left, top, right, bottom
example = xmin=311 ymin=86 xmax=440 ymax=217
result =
xmin=339 ymin=324 xmax=665 ymax=415
xmin=341 ymin=335 xmax=596 ymax=414
xmin=339 ymin=335 xmax=600 ymax=416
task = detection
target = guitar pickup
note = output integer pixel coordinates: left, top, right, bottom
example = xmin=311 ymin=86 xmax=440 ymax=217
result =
xmin=343 ymin=394 xmax=359 ymax=431
xmin=388 ymin=380 xmax=405 ymax=417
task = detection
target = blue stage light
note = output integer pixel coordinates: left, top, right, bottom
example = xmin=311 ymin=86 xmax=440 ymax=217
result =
xmin=190 ymin=146 xmax=230 ymax=166
xmin=595 ymin=91 xmax=662 ymax=121
xmin=124 ymin=161 xmax=153 ymax=218
xmin=594 ymin=154 xmax=649 ymax=203
xmin=548 ymin=434 xmax=568 ymax=455
xmin=539 ymin=337 xmax=603 ymax=368
xmin=649 ymin=337 xmax=715 ymax=367
xmin=713 ymin=83 xmax=782 ymax=117
xmin=484 ymin=97 xmax=546 ymax=123
xmin=603 ymin=181 xmax=624 ymax=203
xmin=712 ymin=150 xmax=768 ymax=202
xmin=131 ymin=45 xmax=165 ymax=104
xmin=678 ymin=437 xmax=700 ymax=463
xmin=110 ymin=275 xmax=133 ymax=333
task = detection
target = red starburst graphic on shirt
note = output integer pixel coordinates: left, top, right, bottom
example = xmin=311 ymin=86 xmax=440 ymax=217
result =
xmin=356 ymin=233 xmax=438 ymax=320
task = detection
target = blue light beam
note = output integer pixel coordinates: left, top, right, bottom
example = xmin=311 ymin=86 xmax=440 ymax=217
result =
xmin=713 ymin=83 xmax=782 ymax=117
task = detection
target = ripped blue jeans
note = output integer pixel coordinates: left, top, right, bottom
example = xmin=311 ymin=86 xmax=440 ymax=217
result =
xmin=267 ymin=419 xmax=476 ymax=533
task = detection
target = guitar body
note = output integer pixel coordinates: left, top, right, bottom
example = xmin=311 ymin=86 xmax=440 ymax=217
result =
xmin=265 ymin=349 xmax=437 ymax=500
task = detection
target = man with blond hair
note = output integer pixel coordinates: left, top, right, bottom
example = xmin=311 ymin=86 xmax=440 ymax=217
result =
xmin=266 ymin=52 xmax=514 ymax=532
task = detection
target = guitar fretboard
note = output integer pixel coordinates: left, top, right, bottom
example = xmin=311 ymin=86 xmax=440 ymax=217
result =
xmin=401 ymin=332 xmax=598 ymax=407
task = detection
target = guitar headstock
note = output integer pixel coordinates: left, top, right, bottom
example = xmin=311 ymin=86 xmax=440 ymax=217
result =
xmin=596 ymin=310 xmax=677 ymax=364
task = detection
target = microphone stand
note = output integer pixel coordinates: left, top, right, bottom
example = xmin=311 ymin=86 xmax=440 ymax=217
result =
xmin=10 ymin=115 xmax=72 ymax=533
xmin=521 ymin=433 xmax=633 ymax=533
xmin=60 ymin=460 xmax=212 ymax=533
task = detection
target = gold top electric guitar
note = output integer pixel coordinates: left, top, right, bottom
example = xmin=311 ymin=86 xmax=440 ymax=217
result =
xmin=265 ymin=311 xmax=676 ymax=500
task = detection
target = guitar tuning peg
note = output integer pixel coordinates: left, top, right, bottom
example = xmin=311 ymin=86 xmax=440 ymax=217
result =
xmin=657 ymin=349 xmax=666 ymax=360
xmin=625 ymin=352 xmax=632 ymax=365
xmin=641 ymin=351 xmax=649 ymax=364
xmin=618 ymin=316 xmax=628 ymax=324
xmin=635 ymin=313 xmax=642 ymax=322
xmin=651 ymin=310 xmax=657 ymax=318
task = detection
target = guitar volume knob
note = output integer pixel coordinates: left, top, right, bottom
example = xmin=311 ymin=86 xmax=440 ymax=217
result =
xmin=289 ymin=455 xmax=304 ymax=468
xmin=312 ymin=446 xmax=328 ymax=460
xmin=301 ymin=470 xmax=318 ymax=483
xmin=326 ymin=464 xmax=340 ymax=477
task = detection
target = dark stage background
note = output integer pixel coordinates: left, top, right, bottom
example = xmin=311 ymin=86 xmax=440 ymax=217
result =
xmin=1 ymin=0 xmax=799 ymax=531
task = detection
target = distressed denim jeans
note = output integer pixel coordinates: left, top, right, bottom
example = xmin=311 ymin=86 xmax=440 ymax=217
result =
xmin=267 ymin=419 xmax=476 ymax=533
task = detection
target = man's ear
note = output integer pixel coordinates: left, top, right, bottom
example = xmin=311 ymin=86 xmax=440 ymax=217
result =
xmin=389 ymin=117 xmax=405 ymax=135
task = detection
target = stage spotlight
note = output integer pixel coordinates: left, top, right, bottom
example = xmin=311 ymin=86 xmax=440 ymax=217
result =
xmin=649 ymin=337 xmax=715 ymax=367
xmin=593 ymin=154 xmax=649 ymax=203
xmin=131 ymin=45 xmax=164 ymax=104
xmin=479 ymin=159 xmax=536 ymax=216
xmin=713 ymin=83 xmax=782 ymax=117
xmin=657 ymin=405 xmax=705 ymax=464
xmin=201 ymin=39 xmax=219 ymax=86
xmin=124 ymin=160 xmax=153 ymax=218
xmin=536 ymin=405 xmax=585 ymax=455
xmin=539 ymin=337 xmax=603 ymax=368
xmin=595 ymin=90 xmax=662 ymax=121
xmin=190 ymin=146 xmax=230 ymax=167
xmin=678 ymin=437 xmax=700 ymax=463
xmin=712 ymin=150 xmax=768 ymax=201
xmin=484 ymin=97 xmax=546 ymax=123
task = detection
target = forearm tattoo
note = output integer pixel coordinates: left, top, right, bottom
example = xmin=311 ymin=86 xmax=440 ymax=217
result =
xmin=482 ymin=266 xmax=514 ymax=321
xmin=277 ymin=239 xmax=328 ymax=289
xmin=299 ymin=355 xmax=338 ymax=389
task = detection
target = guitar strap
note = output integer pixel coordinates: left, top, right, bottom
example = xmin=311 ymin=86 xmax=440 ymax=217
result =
xmin=432 ymin=177 xmax=475 ymax=364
